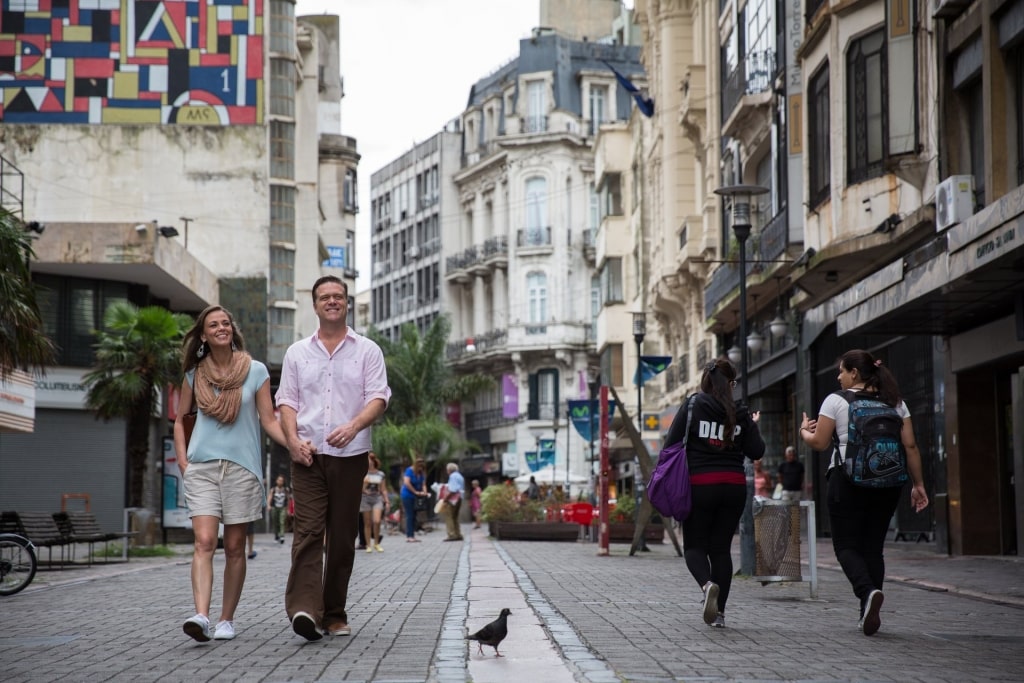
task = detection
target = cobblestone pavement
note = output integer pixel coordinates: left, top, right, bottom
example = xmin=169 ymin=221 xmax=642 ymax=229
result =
xmin=1 ymin=525 xmax=1022 ymax=682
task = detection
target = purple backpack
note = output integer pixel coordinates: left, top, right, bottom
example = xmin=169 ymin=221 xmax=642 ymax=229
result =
xmin=646 ymin=396 xmax=694 ymax=522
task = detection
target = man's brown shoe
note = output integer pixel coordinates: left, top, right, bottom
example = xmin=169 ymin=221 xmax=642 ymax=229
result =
xmin=323 ymin=622 xmax=351 ymax=636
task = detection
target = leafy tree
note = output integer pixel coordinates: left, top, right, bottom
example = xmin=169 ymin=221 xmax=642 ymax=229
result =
xmin=83 ymin=302 xmax=193 ymax=507
xmin=368 ymin=316 xmax=493 ymax=472
xmin=0 ymin=209 xmax=54 ymax=377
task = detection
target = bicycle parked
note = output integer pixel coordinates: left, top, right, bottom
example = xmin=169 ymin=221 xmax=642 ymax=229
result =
xmin=0 ymin=533 xmax=37 ymax=596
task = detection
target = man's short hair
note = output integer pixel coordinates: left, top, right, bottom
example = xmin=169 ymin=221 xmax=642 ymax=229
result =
xmin=311 ymin=275 xmax=347 ymax=303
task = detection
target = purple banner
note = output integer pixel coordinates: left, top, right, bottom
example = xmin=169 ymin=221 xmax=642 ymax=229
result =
xmin=502 ymin=374 xmax=519 ymax=419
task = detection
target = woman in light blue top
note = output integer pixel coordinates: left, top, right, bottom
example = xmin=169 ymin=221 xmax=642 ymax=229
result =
xmin=173 ymin=305 xmax=295 ymax=643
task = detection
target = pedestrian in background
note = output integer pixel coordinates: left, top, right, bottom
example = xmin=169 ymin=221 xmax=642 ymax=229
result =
xmin=174 ymin=305 xmax=291 ymax=642
xmin=663 ymin=358 xmax=764 ymax=629
xmin=443 ymin=462 xmax=465 ymax=541
xmin=470 ymin=480 xmax=483 ymax=529
xmin=401 ymin=458 xmax=429 ymax=542
xmin=276 ymin=275 xmax=391 ymax=641
xmin=777 ymin=446 xmax=804 ymax=502
xmin=753 ymin=459 xmax=773 ymax=498
xmin=267 ymin=475 xmax=291 ymax=543
xmin=800 ymin=348 xmax=929 ymax=636
xmin=360 ymin=452 xmax=389 ymax=552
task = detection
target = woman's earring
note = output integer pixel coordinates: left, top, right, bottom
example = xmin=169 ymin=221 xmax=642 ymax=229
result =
xmin=231 ymin=341 xmax=237 ymax=352
xmin=196 ymin=342 xmax=206 ymax=359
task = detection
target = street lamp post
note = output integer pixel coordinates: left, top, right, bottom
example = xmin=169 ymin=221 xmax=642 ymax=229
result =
xmin=714 ymin=183 xmax=769 ymax=576
xmin=632 ymin=312 xmax=646 ymax=525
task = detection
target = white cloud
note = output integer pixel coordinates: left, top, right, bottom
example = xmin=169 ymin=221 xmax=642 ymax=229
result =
xmin=297 ymin=0 xmax=539 ymax=292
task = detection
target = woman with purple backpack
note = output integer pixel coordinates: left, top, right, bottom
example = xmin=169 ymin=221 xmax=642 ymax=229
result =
xmin=663 ymin=358 xmax=764 ymax=628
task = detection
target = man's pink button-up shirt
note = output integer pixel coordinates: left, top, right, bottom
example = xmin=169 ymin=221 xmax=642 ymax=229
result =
xmin=275 ymin=328 xmax=391 ymax=457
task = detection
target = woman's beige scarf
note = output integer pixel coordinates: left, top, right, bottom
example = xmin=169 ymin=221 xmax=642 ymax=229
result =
xmin=194 ymin=350 xmax=252 ymax=425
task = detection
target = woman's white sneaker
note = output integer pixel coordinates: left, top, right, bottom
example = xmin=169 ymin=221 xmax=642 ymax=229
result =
xmin=183 ymin=614 xmax=211 ymax=642
xmin=213 ymin=620 xmax=236 ymax=640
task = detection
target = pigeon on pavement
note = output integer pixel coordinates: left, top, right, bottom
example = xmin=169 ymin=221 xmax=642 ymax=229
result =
xmin=466 ymin=608 xmax=511 ymax=657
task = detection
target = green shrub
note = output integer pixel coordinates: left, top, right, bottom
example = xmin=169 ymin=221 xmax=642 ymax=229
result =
xmin=610 ymin=495 xmax=636 ymax=523
xmin=479 ymin=484 xmax=546 ymax=522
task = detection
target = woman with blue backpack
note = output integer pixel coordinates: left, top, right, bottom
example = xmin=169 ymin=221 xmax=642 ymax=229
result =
xmin=800 ymin=349 xmax=929 ymax=636
xmin=663 ymin=358 xmax=764 ymax=628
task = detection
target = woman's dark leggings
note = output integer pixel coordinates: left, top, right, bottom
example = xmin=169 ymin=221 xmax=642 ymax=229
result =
xmin=682 ymin=483 xmax=747 ymax=613
xmin=827 ymin=470 xmax=902 ymax=613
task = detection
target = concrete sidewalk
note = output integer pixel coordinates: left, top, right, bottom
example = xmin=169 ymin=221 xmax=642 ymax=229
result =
xmin=2 ymin=525 xmax=1023 ymax=682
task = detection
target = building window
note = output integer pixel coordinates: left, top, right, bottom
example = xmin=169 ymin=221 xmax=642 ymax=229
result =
xmin=269 ymin=246 xmax=294 ymax=301
xmin=1016 ymin=46 xmax=1024 ymax=185
xmin=965 ymin=78 xmax=986 ymax=206
xmin=269 ymin=307 xmax=295 ymax=362
xmin=602 ymin=173 xmax=622 ymax=217
xmin=847 ymin=28 xmax=887 ymax=184
xmin=270 ymin=120 xmax=294 ymax=180
xmin=589 ymin=84 xmax=608 ymax=135
xmin=524 ymin=176 xmax=548 ymax=244
xmin=599 ymin=257 xmax=623 ymax=304
xmin=588 ymin=181 xmax=600 ymax=233
xmin=526 ymin=80 xmax=546 ymax=133
xmin=270 ymin=185 xmax=295 ymax=243
xmin=527 ymin=271 xmax=548 ymax=327
xmin=808 ymin=61 xmax=831 ymax=207
xmin=269 ymin=59 xmax=295 ymax=117
xmin=269 ymin=0 xmax=295 ymax=55
xmin=34 ymin=275 xmax=132 ymax=367
xmin=528 ymin=368 xmax=559 ymax=420
xmin=343 ymin=168 xmax=359 ymax=213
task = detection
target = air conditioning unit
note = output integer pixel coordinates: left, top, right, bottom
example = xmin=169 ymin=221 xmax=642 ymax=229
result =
xmin=407 ymin=246 xmax=420 ymax=259
xmin=935 ymin=175 xmax=975 ymax=232
xmin=933 ymin=0 xmax=971 ymax=19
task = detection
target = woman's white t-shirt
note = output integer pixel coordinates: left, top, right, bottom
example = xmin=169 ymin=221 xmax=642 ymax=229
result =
xmin=818 ymin=392 xmax=909 ymax=469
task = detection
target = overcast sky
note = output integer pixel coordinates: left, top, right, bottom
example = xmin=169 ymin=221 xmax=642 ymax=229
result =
xmin=296 ymin=0 xmax=541 ymax=292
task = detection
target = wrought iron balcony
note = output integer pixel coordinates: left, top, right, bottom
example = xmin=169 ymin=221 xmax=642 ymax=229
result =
xmin=517 ymin=226 xmax=552 ymax=247
xmin=720 ymin=50 xmax=776 ymax=125
xmin=521 ymin=115 xmax=549 ymax=134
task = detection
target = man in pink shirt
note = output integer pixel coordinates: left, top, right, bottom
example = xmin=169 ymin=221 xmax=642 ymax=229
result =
xmin=276 ymin=276 xmax=391 ymax=641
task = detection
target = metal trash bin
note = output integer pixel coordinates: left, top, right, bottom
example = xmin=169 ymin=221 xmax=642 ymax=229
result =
xmin=752 ymin=498 xmax=802 ymax=582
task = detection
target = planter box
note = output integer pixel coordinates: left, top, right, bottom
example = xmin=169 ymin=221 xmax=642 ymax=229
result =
xmin=488 ymin=521 xmax=581 ymax=541
xmin=608 ymin=522 xmax=665 ymax=544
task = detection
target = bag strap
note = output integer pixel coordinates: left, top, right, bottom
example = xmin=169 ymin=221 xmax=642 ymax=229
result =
xmin=830 ymin=389 xmax=855 ymax=469
xmin=681 ymin=394 xmax=695 ymax=446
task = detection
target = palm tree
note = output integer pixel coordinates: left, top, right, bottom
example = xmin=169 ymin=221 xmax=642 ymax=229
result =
xmin=0 ymin=208 xmax=54 ymax=377
xmin=83 ymin=302 xmax=193 ymax=507
xmin=368 ymin=316 xmax=493 ymax=471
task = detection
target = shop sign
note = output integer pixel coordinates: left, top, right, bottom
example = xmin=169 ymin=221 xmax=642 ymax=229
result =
xmin=0 ymin=369 xmax=35 ymax=433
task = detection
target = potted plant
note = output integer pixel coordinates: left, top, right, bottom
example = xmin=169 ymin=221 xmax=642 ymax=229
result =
xmin=607 ymin=496 xmax=665 ymax=544
xmin=480 ymin=484 xmax=580 ymax=541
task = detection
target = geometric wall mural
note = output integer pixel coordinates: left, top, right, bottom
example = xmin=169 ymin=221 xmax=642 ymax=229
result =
xmin=0 ymin=0 xmax=263 ymax=124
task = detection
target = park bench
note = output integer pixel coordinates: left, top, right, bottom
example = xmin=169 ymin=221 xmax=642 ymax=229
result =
xmin=1 ymin=510 xmax=73 ymax=567
xmin=53 ymin=511 xmax=135 ymax=564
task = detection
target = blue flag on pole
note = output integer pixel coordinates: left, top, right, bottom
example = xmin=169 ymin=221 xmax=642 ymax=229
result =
xmin=633 ymin=355 xmax=673 ymax=387
xmin=602 ymin=60 xmax=654 ymax=118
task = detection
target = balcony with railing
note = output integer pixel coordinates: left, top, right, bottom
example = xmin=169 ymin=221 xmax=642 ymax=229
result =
xmin=446 ymin=328 xmax=508 ymax=361
xmin=465 ymin=407 xmax=516 ymax=431
xmin=445 ymin=251 xmax=472 ymax=283
xmin=720 ymin=50 xmax=776 ymax=138
xmin=703 ymin=208 xmax=792 ymax=319
xmin=482 ymin=235 xmax=509 ymax=268
xmin=521 ymin=115 xmax=549 ymax=134
xmin=517 ymin=226 xmax=552 ymax=250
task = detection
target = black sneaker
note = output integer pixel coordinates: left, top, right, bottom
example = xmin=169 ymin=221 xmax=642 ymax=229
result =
xmin=861 ymin=590 xmax=883 ymax=636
